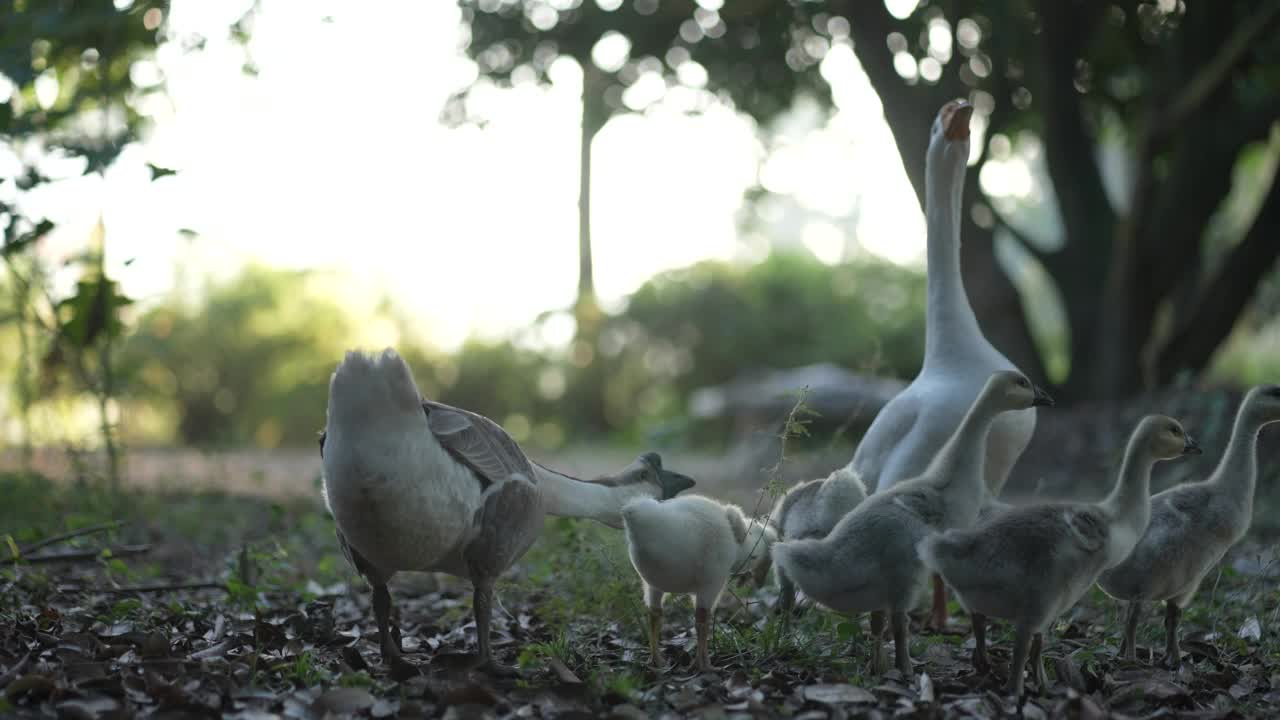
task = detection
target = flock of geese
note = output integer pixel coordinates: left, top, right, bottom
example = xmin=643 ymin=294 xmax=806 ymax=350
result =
xmin=318 ymin=100 xmax=1279 ymax=698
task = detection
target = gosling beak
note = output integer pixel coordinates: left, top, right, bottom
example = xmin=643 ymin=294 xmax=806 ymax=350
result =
xmin=1032 ymin=385 xmax=1055 ymax=407
xmin=659 ymin=470 xmax=696 ymax=500
xmin=1182 ymin=435 xmax=1202 ymax=455
xmin=943 ymin=100 xmax=973 ymax=141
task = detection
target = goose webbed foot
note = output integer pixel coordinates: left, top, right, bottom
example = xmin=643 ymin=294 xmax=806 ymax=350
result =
xmin=473 ymin=656 xmax=520 ymax=677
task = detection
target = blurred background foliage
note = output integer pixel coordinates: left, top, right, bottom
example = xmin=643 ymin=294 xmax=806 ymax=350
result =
xmin=0 ymin=0 xmax=1279 ymax=469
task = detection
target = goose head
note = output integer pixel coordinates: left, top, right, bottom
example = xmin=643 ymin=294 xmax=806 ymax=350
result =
xmin=1133 ymin=415 xmax=1201 ymax=459
xmin=1242 ymin=384 xmax=1280 ymax=425
xmin=613 ymin=452 xmax=696 ymax=500
xmin=979 ymin=370 xmax=1054 ymax=412
xmin=927 ymin=98 xmax=973 ymax=173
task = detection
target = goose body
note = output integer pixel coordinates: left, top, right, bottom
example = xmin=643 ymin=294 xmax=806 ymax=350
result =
xmin=846 ymin=99 xmax=1039 ymax=628
xmin=320 ymin=349 xmax=696 ymax=674
xmin=773 ymin=371 xmax=1050 ymax=676
xmin=770 ymin=468 xmax=867 ymax=612
xmin=919 ymin=415 xmax=1200 ymax=697
xmin=1098 ymin=386 xmax=1280 ymax=666
xmin=622 ymin=495 xmax=774 ymax=671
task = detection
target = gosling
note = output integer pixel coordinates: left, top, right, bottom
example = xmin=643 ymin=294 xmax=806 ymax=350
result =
xmin=622 ymin=495 xmax=776 ymax=672
xmin=1098 ymin=385 xmax=1280 ymax=667
xmin=770 ymin=468 xmax=868 ymax=612
xmin=919 ymin=415 xmax=1200 ymax=698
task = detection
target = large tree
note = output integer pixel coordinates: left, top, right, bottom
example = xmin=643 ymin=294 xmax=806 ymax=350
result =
xmin=453 ymin=0 xmax=833 ymax=430
xmin=828 ymin=0 xmax=1280 ymax=401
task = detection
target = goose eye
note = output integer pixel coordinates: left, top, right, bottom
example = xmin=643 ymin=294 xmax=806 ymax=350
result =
xmin=1170 ymin=425 xmax=1182 ymax=436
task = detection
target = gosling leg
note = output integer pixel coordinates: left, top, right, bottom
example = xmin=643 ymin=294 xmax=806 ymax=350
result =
xmin=1007 ymin=623 xmax=1033 ymax=700
xmin=695 ymin=606 xmax=714 ymax=672
xmin=776 ymin=567 xmax=798 ymax=615
xmin=1030 ymin=632 xmax=1048 ymax=690
xmin=1163 ymin=600 xmax=1182 ymax=669
xmin=971 ymin=612 xmax=990 ymax=673
xmin=646 ymin=585 xmax=665 ymax=669
xmin=1121 ymin=600 xmax=1141 ymax=661
xmin=891 ymin=610 xmax=913 ymax=678
xmin=868 ymin=610 xmax=887 ymax=676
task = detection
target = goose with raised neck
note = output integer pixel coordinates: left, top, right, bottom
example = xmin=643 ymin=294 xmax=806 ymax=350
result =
xmin=845 ymin=99 xmax=1040 ymax=629
xmin=320 ymin=348 xmax=696 ymax=676
xmin=1099 ymin=385 xmax=1280 ymax=667
xmin=918 ymin=415 xmax=1200 ymax=698
xmin=772 ymin=371 xmax=1050 ymax=677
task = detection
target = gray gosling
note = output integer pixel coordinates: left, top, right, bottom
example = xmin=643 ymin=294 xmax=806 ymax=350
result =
xmin=1098 ymin=385 xmax=1280 ymax=667
xmin=622 ymin=495 xmax=776 ymax=672
xmin=769 ymin=468 xmax=867 ymax=612
xmin=919 ymin=415 xmax=1200 ymax=699
xmin=772 ymin=371 xmax=1051 ymax=677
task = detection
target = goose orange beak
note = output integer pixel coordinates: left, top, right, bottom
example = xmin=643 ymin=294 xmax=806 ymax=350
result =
xmin=942 ymin=100 xmax=973 ymax=141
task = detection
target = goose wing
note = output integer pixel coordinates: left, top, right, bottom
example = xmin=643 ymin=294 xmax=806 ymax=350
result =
xmin=423 ymin=400 xmax=536 ymax=490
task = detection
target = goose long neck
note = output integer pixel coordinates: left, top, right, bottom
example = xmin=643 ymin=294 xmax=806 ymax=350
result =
xmin=923 ymin=148 xmax=985 ymax=367
xmin=1210 ymin=408 xmax=1265 ymax=510
xmin=1102 ymin=436 xmax=1155 ymax=528
xmin=532 ymin=462 xmax=631 ymax=529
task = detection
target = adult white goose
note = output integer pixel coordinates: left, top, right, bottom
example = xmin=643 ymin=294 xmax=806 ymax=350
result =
xmin=846 ymin=99 xmax=1039 ymax=627
xmin=319 ymin=349 xmax=696 ymax=676
xmin=1098 ymin=385 xmax=1280 ymax=667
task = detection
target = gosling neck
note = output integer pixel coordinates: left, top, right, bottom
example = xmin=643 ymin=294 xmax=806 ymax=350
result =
xmin=1208 ymin=406 xmax=1272 ymax=514
xmin=926 ymin=390 xmax=1003 ymax=500
xmin=1101 ymin=434 xmax=1157 ymax=531
xmin=532 ymin=462 xmax=642 ymax=529
xmin=923 ymin=145 xmax=986 ymax=369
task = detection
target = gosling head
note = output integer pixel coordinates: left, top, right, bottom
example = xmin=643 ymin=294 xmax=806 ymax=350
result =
xmin=619 ymin=452 xmax=697 ymax=500
xmin=1242 ymin=384 xmax=1280 ymax=425
xmin=1133 ymin=415 xmax=1201 ymax=460
xmin=979 ymin=370 xmax=1054 ymax=412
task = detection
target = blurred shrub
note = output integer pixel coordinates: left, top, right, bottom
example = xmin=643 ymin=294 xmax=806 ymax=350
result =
xmin=110 ymin=253 xmax=926 ymax=448
xmin=596 ymin=252 xmax=927 ymax=434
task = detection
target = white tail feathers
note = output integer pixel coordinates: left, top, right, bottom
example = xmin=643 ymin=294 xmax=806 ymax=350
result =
xmin=327 ymin=348 xmax=424 ymax=424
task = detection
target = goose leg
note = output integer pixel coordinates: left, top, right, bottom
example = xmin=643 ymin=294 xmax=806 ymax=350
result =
xmin=926 ymin=574 xmax=948 ymax=630
xmin=1030 ymin=632 xmax=1048 ymax=691
xmin=1162 ymin=601 xmax=1182 ymax=669
xmin=868 ymin=611 xmax=887 ymax=675
xmin=695 ymin=606 xmax=715 ymax=672
xmin=1121 ymin=601 xmax=1141 ymax=661
xmin=372 ymin=582 xmax=416 ymax=677
xmin=971 ymin=612 xmax=990 ymax=673
xmin=472 ymin=577 xmax=516 ymax=676
xmin=891 ymin=610 xmax=913 ymax=678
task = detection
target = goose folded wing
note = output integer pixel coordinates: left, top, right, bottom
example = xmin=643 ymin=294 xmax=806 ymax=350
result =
xmin=423 ymin=400 xmax=536 ymax=489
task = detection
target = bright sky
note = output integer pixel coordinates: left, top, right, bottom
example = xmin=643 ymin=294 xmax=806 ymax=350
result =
xmin=7 ymin=0 xmax=1038 ymax=351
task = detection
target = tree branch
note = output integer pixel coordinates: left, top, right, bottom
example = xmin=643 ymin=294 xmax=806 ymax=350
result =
xmin=1156 ymin=177 xmax=1280 ymax=383
xmin=1152 ymin=0 xmax=1280 ymax=141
